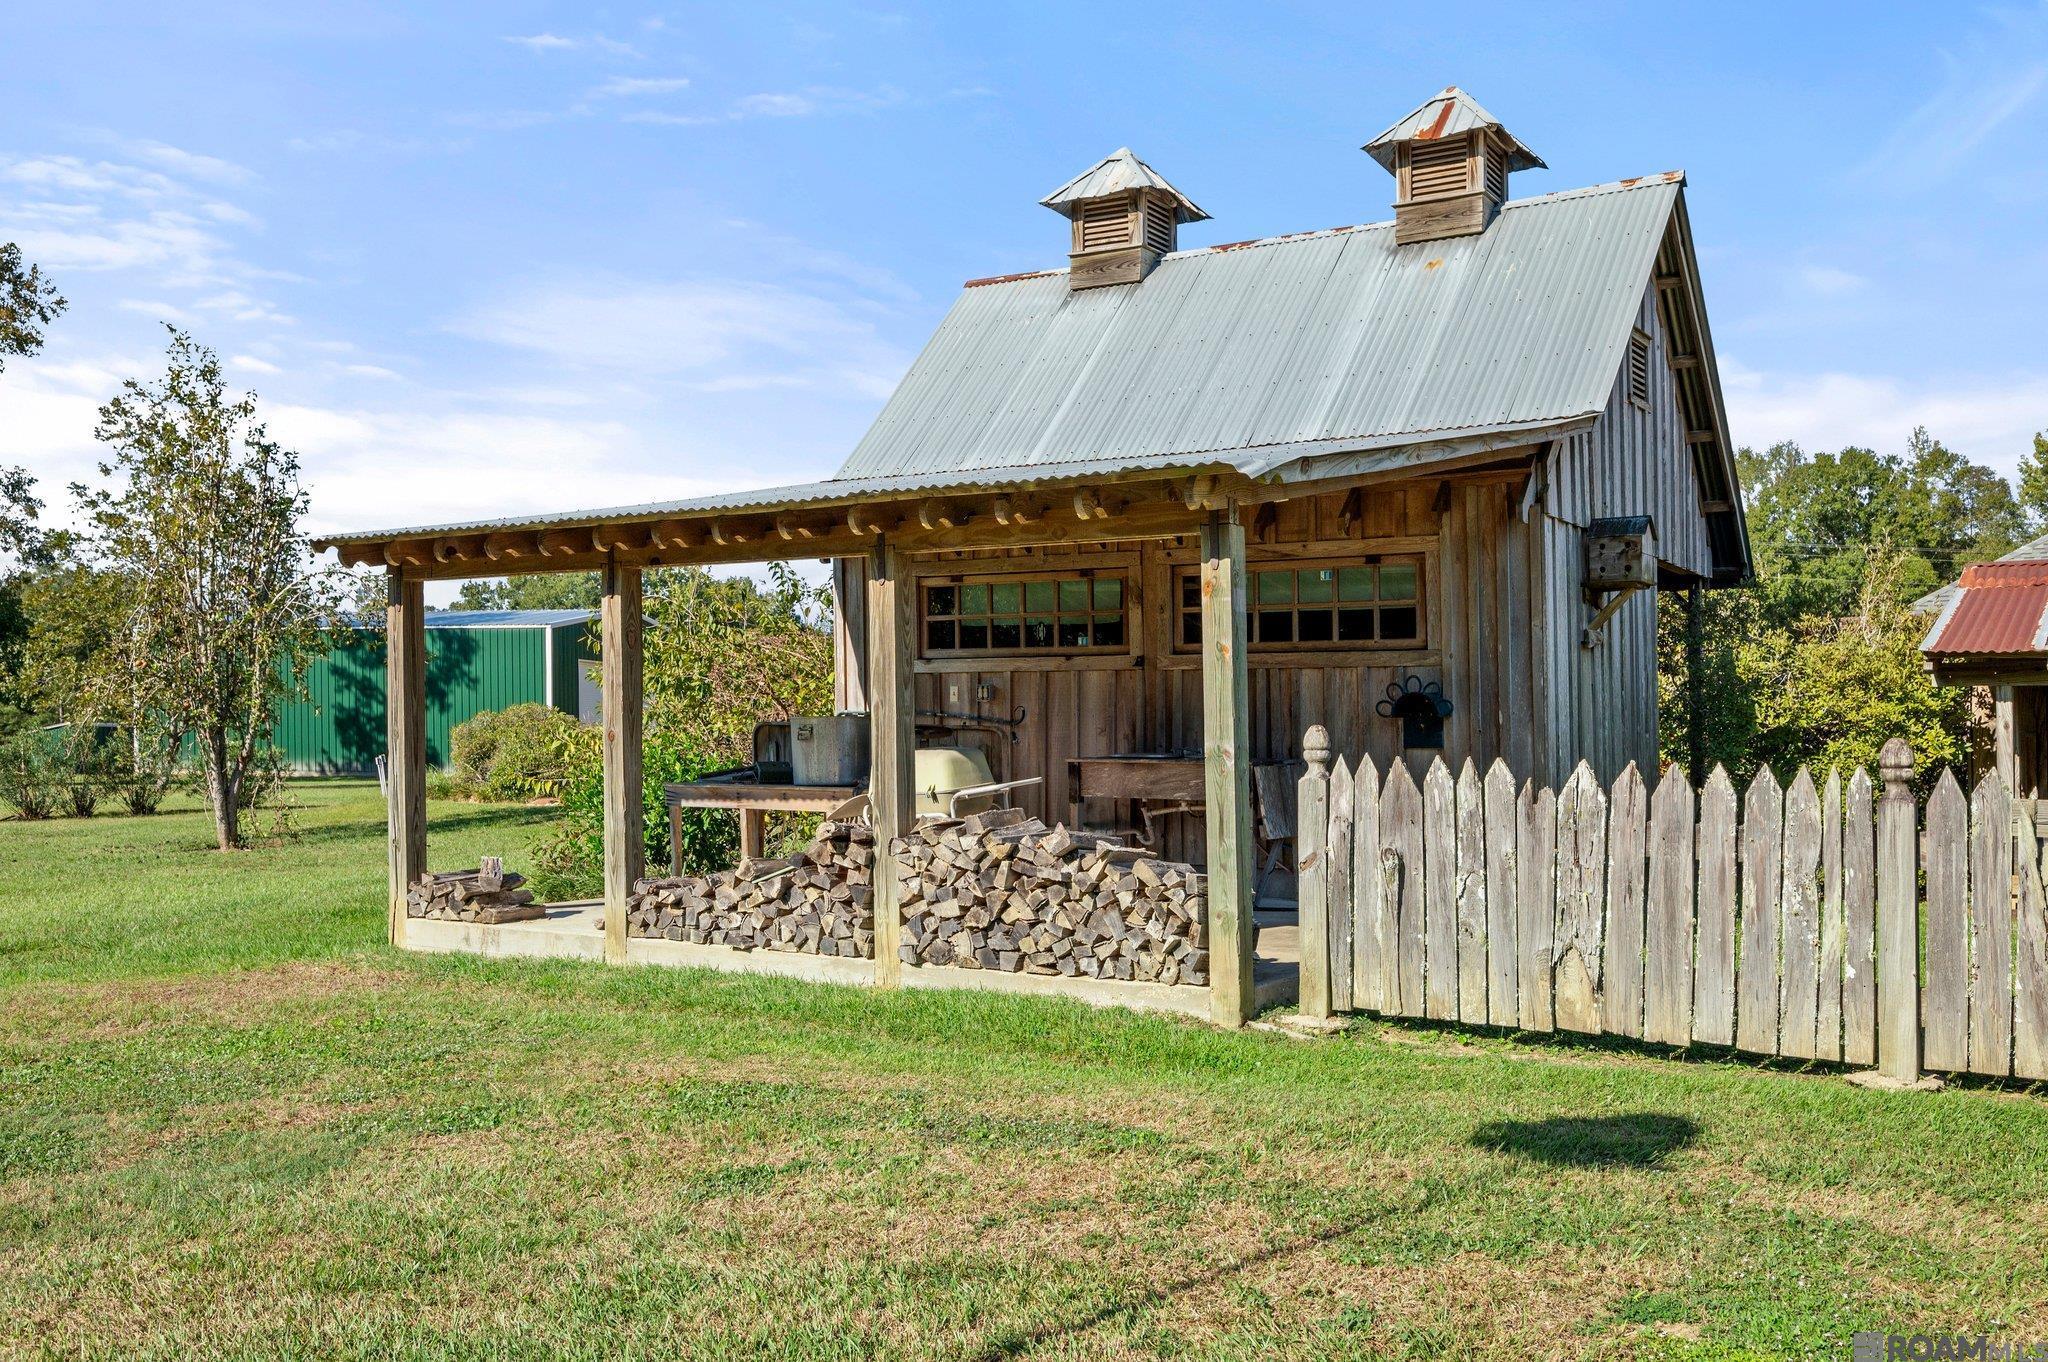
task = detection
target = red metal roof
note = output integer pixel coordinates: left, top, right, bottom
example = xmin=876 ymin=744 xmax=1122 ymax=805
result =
xmin=1924 ymin=561 xmax=2048 ymax=654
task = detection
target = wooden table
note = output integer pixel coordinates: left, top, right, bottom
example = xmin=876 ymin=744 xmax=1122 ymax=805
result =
xmin=1065 ymin=752 xmax=1205 ymax=838
xmin=664 ymin=769 xmax=861 ymax=868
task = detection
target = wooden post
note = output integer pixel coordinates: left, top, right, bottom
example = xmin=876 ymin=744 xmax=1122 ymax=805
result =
xmin=1296 ymin=725 xmax=1332 ymax=1019
xmin=1876 ymin=738 xmax=1920 ymax=1083
xmin=1201 ymin=509 xmax=1256 ymax=1026
xmin=832 ymin=556 xmax=871 ymax=714
xmin=601 ymin=557 xmax=644 ymax=966
xmin=385 ymin=570 xmax=426 ymax=948
xmin=1685 ymin=582 xmax=1706 ymax=787
xmin=738 ymin=808 xmax=768 ymax=862
xmin=867 ymin=537 xmax=914 ymax=986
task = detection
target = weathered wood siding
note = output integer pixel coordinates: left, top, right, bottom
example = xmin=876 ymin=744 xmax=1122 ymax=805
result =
xmin=1549 ymin=281 xmax=1712 ymax=578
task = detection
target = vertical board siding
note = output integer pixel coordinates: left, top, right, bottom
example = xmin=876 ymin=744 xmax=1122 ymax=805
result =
xmin=1309 ymin=740 xmax=2046 ymax=1085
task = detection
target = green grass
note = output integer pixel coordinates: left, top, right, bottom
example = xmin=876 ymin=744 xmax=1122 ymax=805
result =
xmin=3 ymin=784 xmax=2046 ymax=1359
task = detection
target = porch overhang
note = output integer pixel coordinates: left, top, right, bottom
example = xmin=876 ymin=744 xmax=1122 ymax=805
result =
xmin=310 ymin=419 xmax=1577 ymax=577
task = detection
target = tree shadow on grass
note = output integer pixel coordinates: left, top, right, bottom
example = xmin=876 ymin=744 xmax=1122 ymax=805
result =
xmin=1470 ymin=1113 xmax=1700 ymax=1169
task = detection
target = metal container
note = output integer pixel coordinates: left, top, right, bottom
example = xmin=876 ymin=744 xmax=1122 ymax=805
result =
xmin=752 ymin=721 xmax=793 ymax=784
xmin=792 ymin=713 xmax=870 ymax=787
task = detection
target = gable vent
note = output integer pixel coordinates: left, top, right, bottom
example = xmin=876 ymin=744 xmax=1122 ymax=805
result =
xmin=1079 ymin=197 xmax=1132 ymax=251
xmin=1627 ymin=330 xmax=1652 ymax=408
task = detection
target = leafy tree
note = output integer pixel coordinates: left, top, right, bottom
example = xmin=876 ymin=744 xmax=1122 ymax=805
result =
xmin=77 ymin=328 xmax=346 ymax=849
xmin=452 ymin=572 xmax=601 ymax=612
xmin=0 ymin=242 xmax=65 ymax=372
xmin=2017 ymin=432 xmax=2048 ymax=534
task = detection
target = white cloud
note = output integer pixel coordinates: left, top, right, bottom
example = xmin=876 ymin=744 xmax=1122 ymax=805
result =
xmin=625 ymin=84 xmax=907 ymax=127
xmin=504 ymin=32 xmax=578 ymax=51
xmin=1857 ymin=9 xmax=2048 ymax=190
xmin=1721 ymin=358 xmax=2048 ymax=473
xmin=590 ymin=75 xmax=690 ymax=98
xmin=117 ymin=138 xmax=252 ymax=186
xmin=341 ymin=363 xmax=402 ymax=380
xmin=1795 ymin=265 xmax=1866 ymax=297
xmin=450 ymin=276 xmax=909 ymax=400
xmin=733 ymin=92 xmax=816 ymax=118
xmin=229 ymin=354 xmax=281 ymax=374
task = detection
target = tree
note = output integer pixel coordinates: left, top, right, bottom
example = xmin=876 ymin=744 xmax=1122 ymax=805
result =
xmin=0 ymin=241 xmax=65 ymax=373
xmin=452 ymin=572 xmax=602 ymax=612
xmin=2017 ymin=432 xmax=2048 ymax=534
xmin=77 ymin=328 xmax=344 ymax=849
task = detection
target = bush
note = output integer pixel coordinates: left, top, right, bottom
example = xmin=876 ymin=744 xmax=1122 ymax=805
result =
xmin=449 ymin=704 xmax=590 ymax=803
xmin=0 ymin=730 xmax=62 ymax=820
xmin=526 ymin=730 xmax=733 ymax=902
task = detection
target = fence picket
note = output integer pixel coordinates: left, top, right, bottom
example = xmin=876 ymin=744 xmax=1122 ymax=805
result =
xmin=1484 ymin=760 xmax=1519 ymax=1030
xmin=2015 ymin=813 xmax=2048 ymax=1080
xmin=1554 ymin=762 xmax=1607 ymax=1034
xmin=1923 ymin=771 xmax=1969 ymax=1073
xmin=1603 ymin=763 xmax=1649 ymax=1039
xmin=1737 ymin=768 xmax=1785 ymax=1056
xmin=1381 ymin=759 xmax=1425 ymax=1017
xmin=1352 ymin=755 xmax=1383 ymax=1013
xmin=1516 ymin=780 xmax=1556 ymax=1032
xmin=1779 ymin=768 xmax=1822 ymax=1061
xmin=1842 ymin=768 xmax=1877 ymax=1065
xmin=1327 ymin=757 xmax=1356 ymax=1015
xmin=1644 ymin=766 xmax=1695 ymax=1046
xmin=1422 ymin=758 xmax=1458 ymax=1021
xmin=1817 ymin=771 xmax=1845 ymax=1062
xmin=1693 ymin=766 xmax=1738 ymax=1047
xmin=1968 ymin=772 xmax=2013 ymax=1077
xmin=1455 ymin=760 xmax=1489 ymax=1026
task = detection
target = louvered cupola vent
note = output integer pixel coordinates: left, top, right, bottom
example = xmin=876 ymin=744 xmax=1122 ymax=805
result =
xmin=1364 ymin=87 xmax=1545 ymax=246
xmin=1040 ymin=148 xmax=1208 ymax=291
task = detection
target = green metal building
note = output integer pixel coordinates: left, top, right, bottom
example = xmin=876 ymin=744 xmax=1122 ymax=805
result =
xmin=275 ymin=610 xmax=597 ymax=773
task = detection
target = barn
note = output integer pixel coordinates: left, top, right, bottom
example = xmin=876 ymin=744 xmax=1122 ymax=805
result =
xmin=315 ymin=88 xmax=1751 ymax=1025
xmin=274 ymin=610 xmax=597 ymax=774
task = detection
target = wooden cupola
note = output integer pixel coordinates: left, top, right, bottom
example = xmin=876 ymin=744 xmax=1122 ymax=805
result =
xmin=1040 ymin=148 xmax=1208 ymax=291
xmin=1364 ymin=87 xmax=1544 ymax=246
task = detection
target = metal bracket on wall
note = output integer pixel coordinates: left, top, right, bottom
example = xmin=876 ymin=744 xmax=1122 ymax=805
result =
xmin=1580 ymin=582 xmax=1648 ymax=649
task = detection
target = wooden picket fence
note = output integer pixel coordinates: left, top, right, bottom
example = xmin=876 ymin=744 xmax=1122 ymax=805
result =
xmin=1294 ymin=727 xmax=2048 ymax=1083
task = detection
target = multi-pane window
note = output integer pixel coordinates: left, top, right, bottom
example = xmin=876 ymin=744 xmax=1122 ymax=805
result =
xmin=923 ymin=575 xmax=1128 ymax=655
xmin=1178 ymin=558 xmax=1423 ymax=650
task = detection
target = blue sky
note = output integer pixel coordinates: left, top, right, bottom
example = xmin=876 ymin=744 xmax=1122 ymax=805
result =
xmin=4 ymin=1 xmax=2046 ymax=575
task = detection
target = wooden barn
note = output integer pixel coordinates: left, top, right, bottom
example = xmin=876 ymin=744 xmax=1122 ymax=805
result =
xmin=317 ymin=88 xmax=1751 ymax=1025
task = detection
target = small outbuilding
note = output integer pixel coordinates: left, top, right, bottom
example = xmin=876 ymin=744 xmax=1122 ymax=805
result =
xmin=1919 ymin=536 xmax=2048 ymax=795
xmin=315 ymin=87 xmax=1751 ymax=1025
xmin=276 ymin=610 xmax=597 ymax=773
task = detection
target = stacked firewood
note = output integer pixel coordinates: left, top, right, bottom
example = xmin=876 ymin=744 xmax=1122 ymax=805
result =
xmin=627 ymin=821 xmax=875 ymax=957
xmin=894 ymin=808 xmax=1209 ymax=986
xmin=406 ymin=858 xmax=542 ymax=923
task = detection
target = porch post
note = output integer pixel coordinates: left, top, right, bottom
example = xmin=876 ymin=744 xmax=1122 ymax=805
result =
xmin=385 ymin=569 xmax=427 ymax=948
xmin=832 ymin=556 xmax=871 ymax=713
xmin=1201 ymin=508 xmax=1256 ymax=1026
xmin=1685 ymin=581 xmax=1706 ymax=786
xmin=601 ymin=556 xmax=644 ymax=966
xmin=867 ymin=536 xmax=914 ymax=986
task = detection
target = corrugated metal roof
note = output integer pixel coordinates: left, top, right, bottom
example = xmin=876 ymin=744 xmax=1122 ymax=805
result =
xmin=317 ymin=173 xmax=1696 ymax=550
xmin=1040 ymin=147 xmax=1208 ymax=222
xmin=838 ymin=174 xmax=1680 ymax=483
xmin=1922 ymin=560 xmax=2048 ymax=655
xmin=1912 ymin=532 xmax=2048 ymax=616
xmin=1362 ymin=87 xmax=1545 ymax=173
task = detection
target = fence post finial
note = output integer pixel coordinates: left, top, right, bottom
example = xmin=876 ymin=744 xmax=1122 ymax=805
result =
xmin=1874 ymin=737 xmax=1921 ymax=1086
xmin=1304 ymin=724 xmax=1331 ymax=772
xmin=1296 ymin=724 xmax=1334 ymax=1021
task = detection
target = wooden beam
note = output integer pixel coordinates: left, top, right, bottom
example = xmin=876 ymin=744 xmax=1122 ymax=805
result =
xmin=1876 ymin=738 xmax=1920 ymax=1084
xmin=992 ymin=494 xmax=1041 ymax=526
xmin=484 ymin=531 xmax=537 ymax=561
xmin=1686 ymin=430 xmax=1717 ymax=445
xmin=917 ymin=500 xmax=966 ymax=532
xmin=385 ymin=571 xmax=427 ymax=948
xmin=831 ymin=556 xmax=870 ymax=713
xmin=649 ymin=519 xmax=697 ymax=550
xmin=594 ymin=523 xmax=651 ymax=553
xmin=867 ymin=538 xmax=915 ymax=988
xmin=433 ymin=535 xmax=483 ymax=563
xmin=1200 ymin=508 xmax=1256 ymax=1027
xmin=775 ymin=514 xmax=825 ymax=542
xmin=1670 ymin=354 xmax=1700 ymax=371
xmin=601 ymin=557 xmax=644 ymax=966
xmin=384 ymin=541 xmax=430 ymax=567
xmin=539 ymin=529 xmax=585 ymax=558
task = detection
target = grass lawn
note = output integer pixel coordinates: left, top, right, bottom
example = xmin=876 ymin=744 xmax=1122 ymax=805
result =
xmin=3 ymin=782 xmax=2046 ymax=1360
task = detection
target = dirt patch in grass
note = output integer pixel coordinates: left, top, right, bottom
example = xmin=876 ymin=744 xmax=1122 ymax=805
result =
xmin=0 ymin=959 xmax=412 ymax=1043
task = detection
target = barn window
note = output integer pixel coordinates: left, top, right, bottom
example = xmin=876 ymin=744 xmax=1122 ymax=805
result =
xmin=922 ymin=573 xmax=1128 ymax=656
xmin=1176 ymin=557 xmax=1425 ymax=651
xmin=1627 ymin=329 xmax=1652 ymax=409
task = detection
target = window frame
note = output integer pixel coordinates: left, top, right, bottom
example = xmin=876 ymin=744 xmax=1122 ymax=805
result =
xmin=1174 ymin=554 xmax=1428 ymax=654
xmin=918 ymin=568 xmax=1134 ymax=660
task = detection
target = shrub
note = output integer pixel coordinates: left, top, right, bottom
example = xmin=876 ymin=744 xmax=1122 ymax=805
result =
xmin=526 ymin=730 xmax=733 ymax=901
xmin=0 ymin=730 xmax=61 ymax=820
xmin=449 ymin=704 xmax=589 ymax=803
